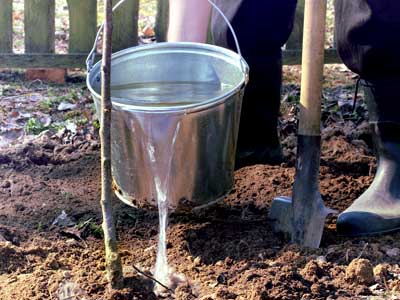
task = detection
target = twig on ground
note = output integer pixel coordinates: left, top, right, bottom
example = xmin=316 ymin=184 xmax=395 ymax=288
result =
xmin=237 ymin=239 xmax=251 ymax=258
xmin=185 ymin=241 xmax=193 ymax=257
xmin=356 ymin=242 xmax=369 ymax=259
xmin=131 ymin=264 xmax=173 ymax=293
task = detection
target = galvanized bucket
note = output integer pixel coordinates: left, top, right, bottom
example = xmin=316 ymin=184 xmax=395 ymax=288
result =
xmin=87 ymin=3 xmax=249 ymax=212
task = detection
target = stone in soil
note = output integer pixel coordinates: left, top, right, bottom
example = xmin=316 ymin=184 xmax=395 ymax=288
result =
xmin=300 ymin=260 xmax=325 ymax=282
xmin=345 ymin=258 xmax=375 ymax=286
xmin=373 ymin=263 xmax=389 ymax=280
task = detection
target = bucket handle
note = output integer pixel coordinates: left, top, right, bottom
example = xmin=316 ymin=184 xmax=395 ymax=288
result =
xmin=86 ymin=0 xmax=126 ymax=71
xmin=206 ymin=0 xmax=242 ymax=57
xmin=86 ymin=0 xmax=245 ymax=74
xmin=207 ymin=0 xmax=248 ymax=78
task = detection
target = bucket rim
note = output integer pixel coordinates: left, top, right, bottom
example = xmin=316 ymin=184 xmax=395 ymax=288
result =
xmin=87 ymin=42 xmax=249 ymax=114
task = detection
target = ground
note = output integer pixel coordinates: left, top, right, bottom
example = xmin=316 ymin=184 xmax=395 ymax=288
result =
xmin=7 ymin=1 xmax=400 ymax=299
xmin=1 ymin=66 xmax=400 ymax=300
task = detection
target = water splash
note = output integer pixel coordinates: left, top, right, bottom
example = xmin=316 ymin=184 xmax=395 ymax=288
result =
xmin=154 ymin=193 xmax=169 ymax=291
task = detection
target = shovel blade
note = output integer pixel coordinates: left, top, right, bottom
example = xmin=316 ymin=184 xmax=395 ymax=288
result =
xmin=268 ymin=196 xmax=293 ymax=234
xmin=292 ymin=194 xmax=338 ymax=248
xmin=269 ymin=195 xmax=337 ymax=248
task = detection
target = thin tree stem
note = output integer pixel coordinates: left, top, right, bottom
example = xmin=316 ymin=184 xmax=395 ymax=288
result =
xmin=100 ymin=0 xmax=123 ymax=289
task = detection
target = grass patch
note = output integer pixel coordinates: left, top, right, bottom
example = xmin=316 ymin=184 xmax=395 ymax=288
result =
xmin=25 ymin=118 xmax=64 ymax=135
xmin=93 ymin=120 xmax=100 ymax=130
xmin=25 ymin=118 xmax=47 ymax=135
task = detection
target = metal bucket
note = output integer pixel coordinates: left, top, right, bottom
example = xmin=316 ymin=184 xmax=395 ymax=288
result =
xmin=87 ymin=42 xmax=248 ymax=212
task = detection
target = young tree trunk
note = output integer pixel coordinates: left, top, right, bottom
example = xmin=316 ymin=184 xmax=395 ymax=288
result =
xmin=100 ymin=0 xmax=123 ymax=289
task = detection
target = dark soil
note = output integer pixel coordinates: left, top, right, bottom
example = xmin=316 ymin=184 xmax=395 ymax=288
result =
xmin=1 ymin=71 xmax=400 ymax=299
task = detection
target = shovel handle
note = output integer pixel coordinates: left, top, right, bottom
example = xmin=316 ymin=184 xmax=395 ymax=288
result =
xmin=298 ymin=0 xmax=327 ymax=136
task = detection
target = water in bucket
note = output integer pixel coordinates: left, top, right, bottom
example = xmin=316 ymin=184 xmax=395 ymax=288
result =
xmin=111 ymin=81 xmax=235 ymax=107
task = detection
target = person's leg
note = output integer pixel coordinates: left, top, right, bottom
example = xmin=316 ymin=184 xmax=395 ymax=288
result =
xmin=335 ymin=0 xmax=400 ymax=236
xmin=335 ymin=0 xmax=400 ymax=79
xmin=167 ymin=0 xmax=211 ymax=43
xmin=212 ymin=0 xmax=297 ymax=168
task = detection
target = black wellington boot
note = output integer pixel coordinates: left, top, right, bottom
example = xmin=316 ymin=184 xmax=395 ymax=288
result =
xmin=235 ymin=54 xmax=284 ymax=169
xmin=337 ymin=79 xmax=400 ymax=236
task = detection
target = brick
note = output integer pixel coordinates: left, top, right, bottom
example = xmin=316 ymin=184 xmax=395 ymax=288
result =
xmin=25 ymin=68 xmax=66 ymax=84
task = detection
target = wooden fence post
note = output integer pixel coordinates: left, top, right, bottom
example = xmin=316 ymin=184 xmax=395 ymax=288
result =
xmin=24 ymin=0 xmax=65 ymax=83
xmin=155 ymin=0 xmax=169 ymax=42
xmin=24 ymin=0 xmax=55 ymax=53
xmin=112 ymin=0 xmax=139 ymax=52
xmin=0 ymin=0 xmax=12 ymax=53
xmin=67 ymin=0 xmax=98 ymax=53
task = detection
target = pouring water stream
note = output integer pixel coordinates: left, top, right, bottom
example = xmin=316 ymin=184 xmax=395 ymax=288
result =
xmin=145 ymin=118 xmax=182 ymax=293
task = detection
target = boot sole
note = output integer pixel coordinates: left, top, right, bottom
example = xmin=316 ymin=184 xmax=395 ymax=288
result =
xmin=337 ymin=225 xmax=400 ymax=237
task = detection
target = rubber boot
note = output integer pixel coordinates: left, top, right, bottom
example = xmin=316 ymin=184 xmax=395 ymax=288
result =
xmin=337 ymin=78 xmax=400 ymax=236
xmin=235 ymin=54 xmax=283 ymax=169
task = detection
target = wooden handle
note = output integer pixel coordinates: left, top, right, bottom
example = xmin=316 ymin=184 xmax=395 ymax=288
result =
xmin=298 ymin=0 xmax=327 ymax=136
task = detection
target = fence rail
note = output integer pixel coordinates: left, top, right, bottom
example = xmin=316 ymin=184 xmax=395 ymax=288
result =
xmin=0 ymin=0 xmax=341 ymax=69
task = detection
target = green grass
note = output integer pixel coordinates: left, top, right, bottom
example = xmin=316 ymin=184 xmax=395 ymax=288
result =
xmin=93 ymin=120 xmax=100 ymax=130
xmin=39 ymin=99 xmax=55 ymax=112
xmin=25 ymin=118 xmax=64 ymax=135
xmin=25 ymin=118 xmax=47 ymax=135
xmin=37 ymin=222 xmax=44 ymax=231
xmin=75 ymin=117 xmax=89 ymax=126
xmin=39 ymin=90 xmax=80 ymax=112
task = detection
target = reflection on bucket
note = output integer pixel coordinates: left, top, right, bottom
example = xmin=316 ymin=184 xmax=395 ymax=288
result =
xmin=87 ymin=42 xmax=248 ymax=213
